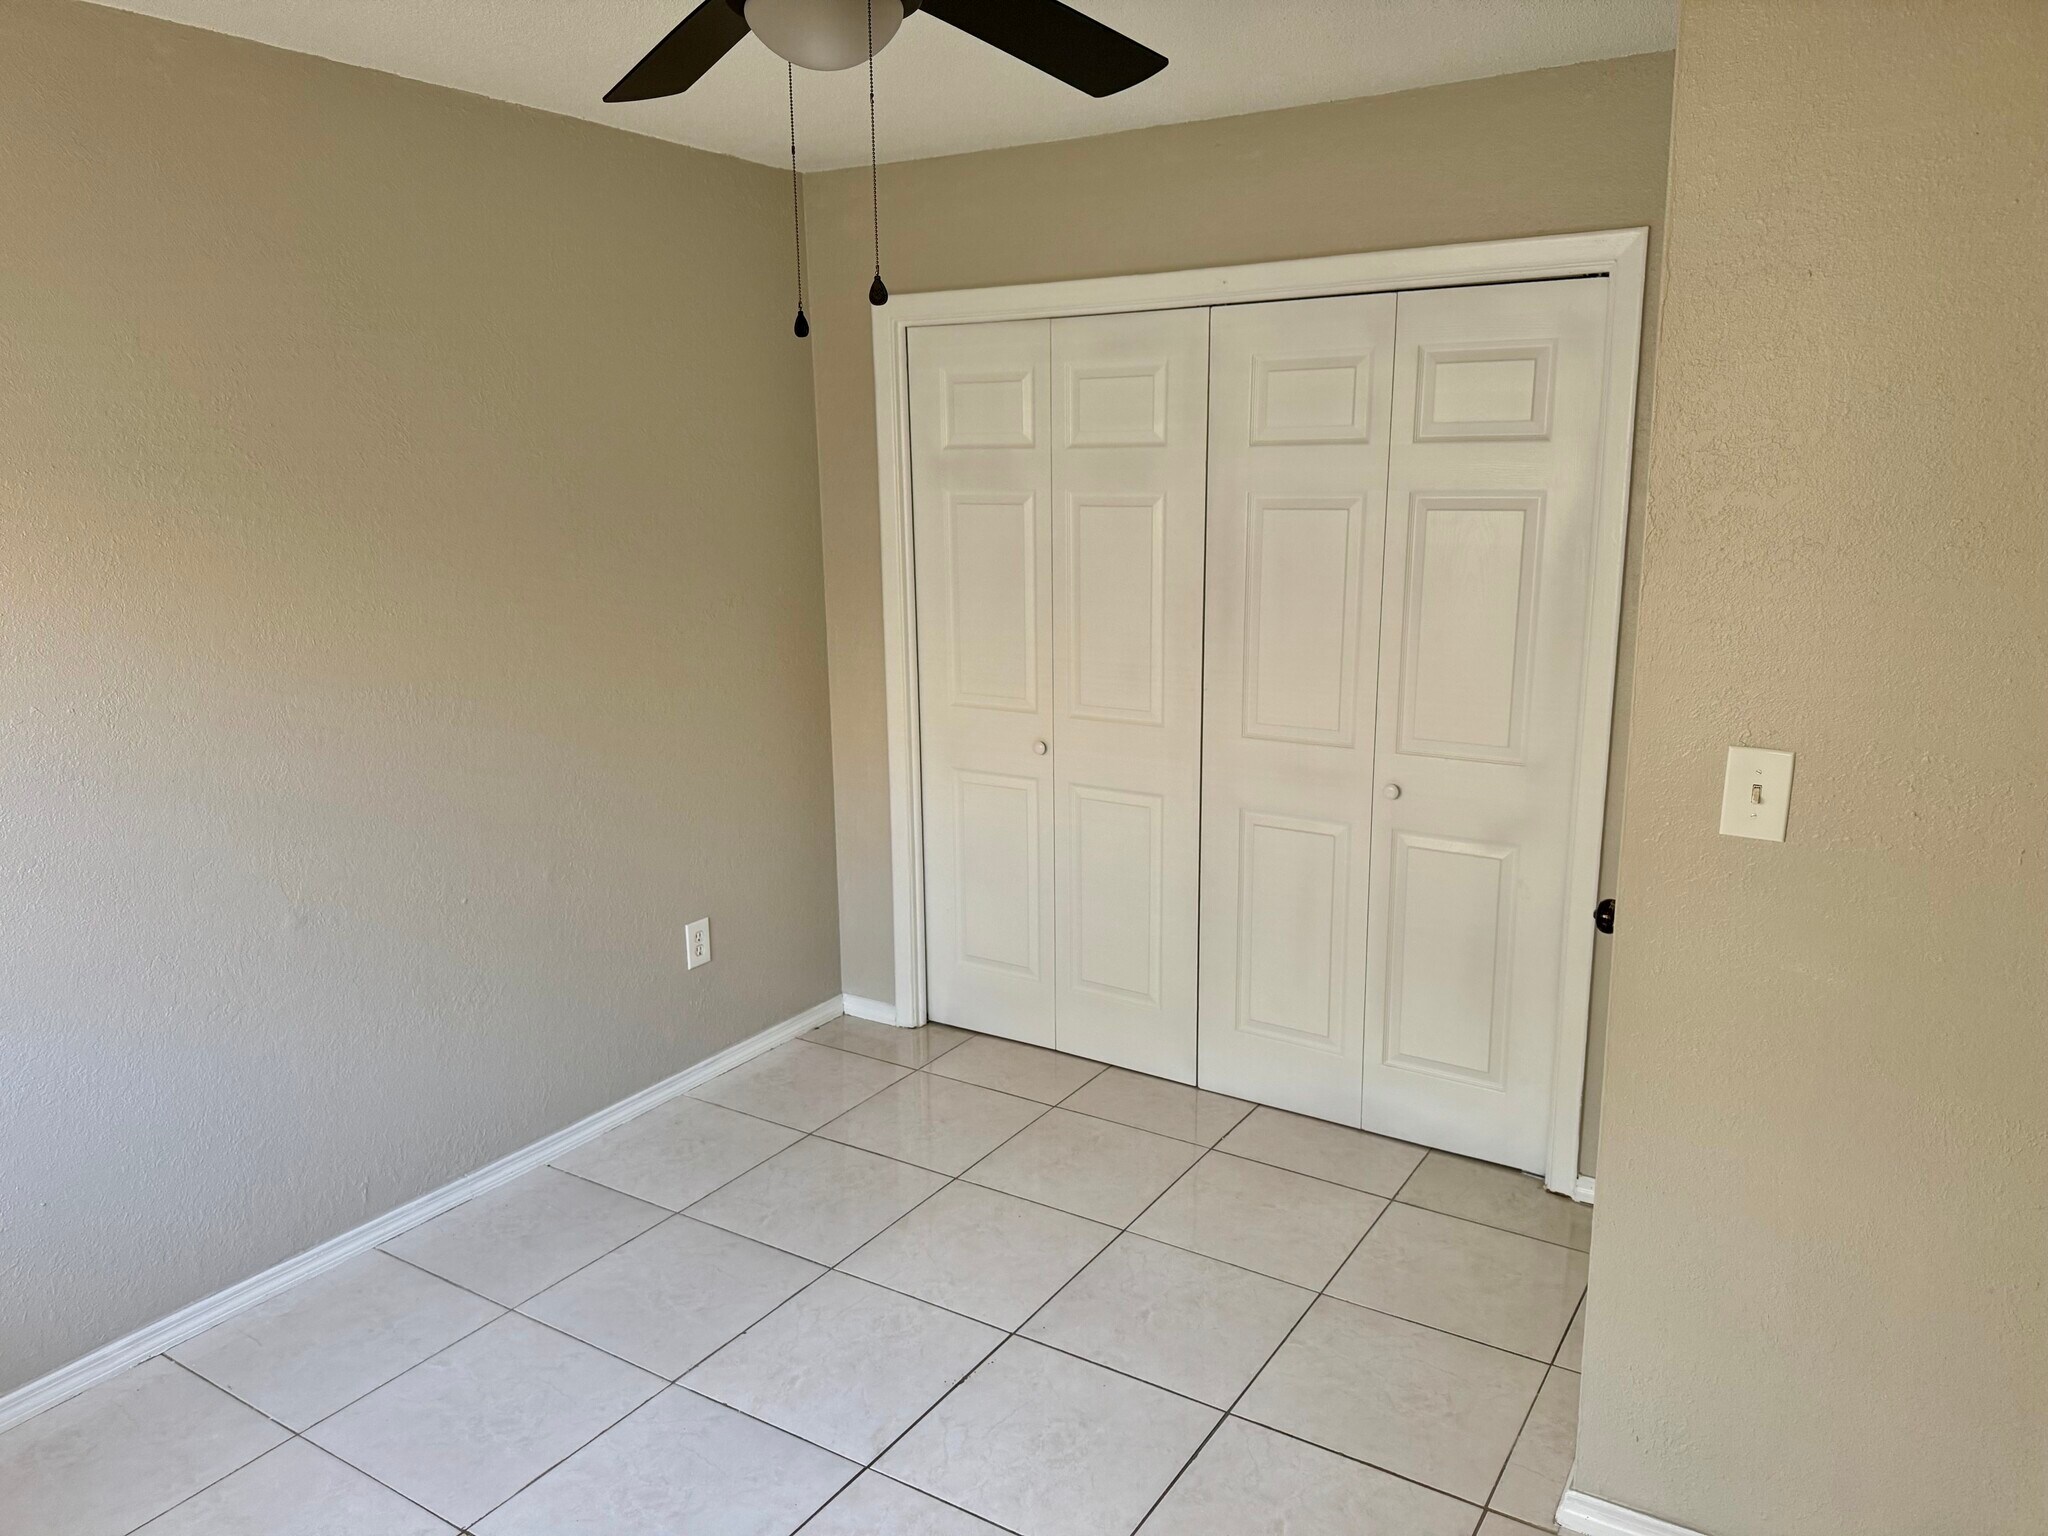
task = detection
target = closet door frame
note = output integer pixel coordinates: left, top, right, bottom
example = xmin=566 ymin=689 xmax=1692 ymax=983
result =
xmin=874 ymin=229 xmax=1649 ymax=1198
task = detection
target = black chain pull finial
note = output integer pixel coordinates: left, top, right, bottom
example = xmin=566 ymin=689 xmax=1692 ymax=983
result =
xmin=787 ymin=63 xmax=809 ymax=337
xmin=867 ymin=0 xmax=888 ymax=306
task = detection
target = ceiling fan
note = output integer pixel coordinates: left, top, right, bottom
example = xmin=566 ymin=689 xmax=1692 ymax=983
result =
xmin=605 ymin=0 xmax=1169 ymax=104
xmin=604 ymin=1 xmax=1169 ymax=335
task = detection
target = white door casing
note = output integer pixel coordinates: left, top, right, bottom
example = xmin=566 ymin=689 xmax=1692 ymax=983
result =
xmin=910 ymin=320 xmax=1057 ymax=1045
xmin=876 ymin=234 xmax=1649 ymax=1195
xmin=1049 ymin=310 xmax=1210 ymax=1081
xmin=1196 ymin=294 xmax=1398 ymax=1121
xmin=1360 ymin=277 xmax=1612 ymax=1169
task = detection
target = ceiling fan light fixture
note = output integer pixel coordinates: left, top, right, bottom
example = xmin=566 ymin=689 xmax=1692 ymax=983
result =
xmin=744 ymin=0 xmax=902 ymax=71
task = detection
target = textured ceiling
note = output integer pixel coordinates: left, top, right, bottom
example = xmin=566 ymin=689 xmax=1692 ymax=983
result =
xmin=93 ymin=0 xmax=1677 ymax=170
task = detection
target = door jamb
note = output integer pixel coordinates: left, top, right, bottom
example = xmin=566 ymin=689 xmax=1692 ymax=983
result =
xmin=872 ymin=229 xmax=1650 ymax=1197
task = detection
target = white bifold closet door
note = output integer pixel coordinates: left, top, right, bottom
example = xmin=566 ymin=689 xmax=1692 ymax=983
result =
xmin=910 ymin=320 xmax=1056 ymax=1047
xmin=910 ymin=310 xmax=1209 ymax=1079
xmin=1360 ymin=277 xmax=1610 ymax=1168
xmin=1199 ymin=277 xmax=1610 ymax=1171
xmin=1197 ymin=293 xmax=1399 ymax=1122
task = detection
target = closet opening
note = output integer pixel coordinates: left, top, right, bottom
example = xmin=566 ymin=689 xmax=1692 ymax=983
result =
xmin=874 ymin=233 xmax=1648 ymax=1196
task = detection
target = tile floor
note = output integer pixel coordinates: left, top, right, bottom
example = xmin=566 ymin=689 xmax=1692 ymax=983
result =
xmin=0 ymin=1017 xmax=1592 ymax=1536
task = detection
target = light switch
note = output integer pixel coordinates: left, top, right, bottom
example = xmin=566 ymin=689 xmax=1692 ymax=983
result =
xmin=1720 ymin=747 xmax=1794 ymax=841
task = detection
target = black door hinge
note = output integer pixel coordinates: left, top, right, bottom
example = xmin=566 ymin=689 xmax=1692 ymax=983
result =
xmin=1594 ymin=898 xmax=1616 ymax=935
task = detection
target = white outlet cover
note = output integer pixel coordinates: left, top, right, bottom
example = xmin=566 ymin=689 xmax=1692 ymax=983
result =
xmin=1720 ymin=747 xmax=1794 ymax=841
xmin=685 ymin=918 xmax=711 ymax=969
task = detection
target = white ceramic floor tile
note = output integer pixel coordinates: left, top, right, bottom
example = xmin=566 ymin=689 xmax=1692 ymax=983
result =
xmin=1216 ymin=1106 xmax=1427 ymax=1197
xmin=552 ymin=1094 xmax=802 ymax=1210
xmin=803 ymin=1472 xmax=1010 ymax=1535
xmin=1490 ymin=1367 xmax=1580 ymax=1530
xmin=808 ymin=1017 xmax=972 ymax=1068
xmin=521 ymin=1215 xmax=822 ymax=1378
xmin=1136 ymin=1416 xmax=1480 ymax=1536
xmin=305 ymin=1314 xmax=661 ymax=1527
xmin=133 ymin=1439 xmax=453 ymax=1535
xmin=880 ymin=1338 xmax=1218 ymax=1536
xmin=473 ymin=1387 xmax=855 ymax=1536
xmin=1131 ymin=1151 xmax=1386 ymax=1289
xmin=380 ymin=1166 xmax=666 ymax=1305
xmin=1328 ymin=1203 xmax=1588 ymax=1360
xmin=1397 ymin=1153 xmax=1593 ymax=1251
xmin=818 ymin=1071 xmax=1047 ymax=1174
xmin=170 ymin=1251 xmax=500 ymax=1429
xmin=1058 ymin=1068 xmax=1252 ymax=1147
xmin=925 ymin=1036 xmax=1107 ymax=1104
xmin=685 ymin=1137 xmax=947 ymax=1264
xmin=1556 ymin=1299 xmax=1585 ymax=1370
xmin=962 ymin=1108 xmax=1201 ymax=1226
xmin=1237 ymin=1297 xmax=1544 ymax=1505
xmin=0 ymin=1357 xmax=287 ymax=1536
xmin=685 ymin=1272 xmax=1002 ymax=1462
xmin=1022 ymin=1233 xmax=1313 ymax=1408
xmin=841 ymin=1181 xmax=1116 ymax=1329
xmin=688 ymin=1041 xmax=909 ymax=1131
xmin=1479 ymin=1514 xmax=1554 ymax=1535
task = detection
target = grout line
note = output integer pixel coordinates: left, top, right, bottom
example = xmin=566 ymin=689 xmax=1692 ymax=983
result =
xmin=460 ymin=1372 xmax=674 ymax=1529
xmin=1386 ymin=1191 xmax=1593 ymax=1254
xmin=1553 ymin=1292 xmax=1586 ymax=1369
xmin=1479 ymin=1366 xmax=1553 ymax=1520
xmin=800 ymin=1018 xmax=975 ymax=1073
xmin=1123 ymin=1180 xmax=1399 ymax=1530
xmin=109 ymin=1360 xmax=297 ymax=1536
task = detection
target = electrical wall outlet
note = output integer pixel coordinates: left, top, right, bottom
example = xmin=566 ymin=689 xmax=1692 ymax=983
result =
xmin=685 ymin=917 xmax=711 ymax=969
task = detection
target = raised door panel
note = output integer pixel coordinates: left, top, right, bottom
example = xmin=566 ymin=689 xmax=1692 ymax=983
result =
xmin=944 ymin=493 xmax=1041 ymax=711
xmin=911 ymin=320 xmax=1056 ymax=1047
xmin=1237 ymin=812 xmax=1349 ymax=1052
xmin=1362 ymin=277 xmax=1611 ymax=1169
xmin=1242 ymin=497 xmax=1367 ymax=747
xmin=1382 ymin=834 xmax=1515 ymax=1085
xmin=1397 ymin=495 xmax=1544 ymax=762
xmin=1067 ymin=495 xmax=1164 ymax=724
xmin=1051 ymin=309 xmax=1209 ymax=1081
xmin=1252 ymin=354 xmax=1376 ymax=444
xmin=1071 ymin=786 xmax=1164 ymax=1005
xmin=1415 ymin=344 xmax=1556 ymax=441
xmin=944 ymin=370 xmax=1037 ymax=448
xmin=1197 ymin=293 xmax=1398 ymax=1124
xmin=955 ymin=772 xmax=1044 ymax=977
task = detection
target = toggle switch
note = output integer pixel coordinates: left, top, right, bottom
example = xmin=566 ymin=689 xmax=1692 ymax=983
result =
xmin=1720 ymin=747 xmax=1794 ymax=841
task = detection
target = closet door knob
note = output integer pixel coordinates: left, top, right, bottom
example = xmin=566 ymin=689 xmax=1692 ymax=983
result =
xmin=1382 ymin=783 xmax=1402 ymax=799
xmin=1032 ymin=740 xmax=1049 ymax=756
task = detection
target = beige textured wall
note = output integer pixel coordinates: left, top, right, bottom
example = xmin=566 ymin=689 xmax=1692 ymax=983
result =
xmin=805 ymin=55 xmax=1675 ymax=1172
xmin=0 ymin=0 xmax=838 ymax=1394
xmin=1576 ymin=2 xmax=2047 ymax=1531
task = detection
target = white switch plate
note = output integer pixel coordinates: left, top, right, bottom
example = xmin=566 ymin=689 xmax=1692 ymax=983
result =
xmin=685 ymin=918 xmax=711 ymax=969
xmin=1720 ymin=747 xmax=1794 ymax=841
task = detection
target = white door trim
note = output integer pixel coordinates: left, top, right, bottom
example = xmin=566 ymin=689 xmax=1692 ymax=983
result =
xmin=873 ymin=229 xmax=1649 ymax=1195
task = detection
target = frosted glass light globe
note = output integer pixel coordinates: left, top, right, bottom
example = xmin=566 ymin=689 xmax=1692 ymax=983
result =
xmin=745 ymin=0 xmax=903 ymax=71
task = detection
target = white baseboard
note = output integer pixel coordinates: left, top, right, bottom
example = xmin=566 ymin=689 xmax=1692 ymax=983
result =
xmin=1574 ymin=1175 xmax=1597 ymax=1205
xmin=838 ymin=993 xmax=902 ymax=1026
xmin=1557 ymin=1488 xmax=1710 ymax=1536
xmin=0 ymin=995 xmax=843 ymax=1436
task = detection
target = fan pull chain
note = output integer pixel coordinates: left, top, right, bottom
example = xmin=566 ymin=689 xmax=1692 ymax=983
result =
xmin=787 ymin=64 xmax=809 ymax=338
xmin=867 ymin=0 xmax=888 ymax=306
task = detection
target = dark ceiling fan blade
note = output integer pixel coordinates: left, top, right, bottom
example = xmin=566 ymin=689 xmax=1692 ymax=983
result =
xmin=604 ymin=1 xmax=752 ymax=103
xmin=921 ymin=0 xmax=1166 ymax=97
